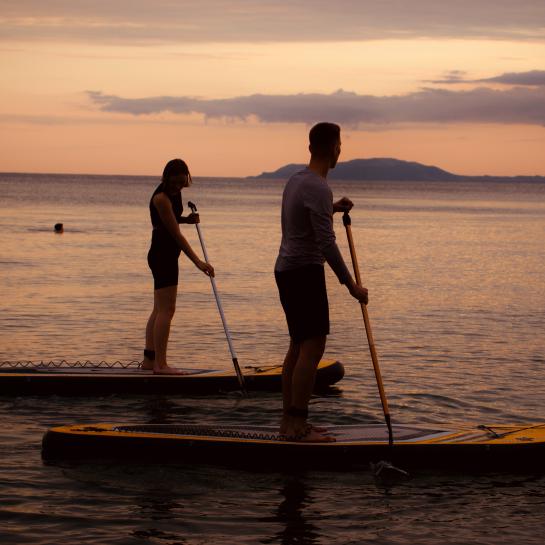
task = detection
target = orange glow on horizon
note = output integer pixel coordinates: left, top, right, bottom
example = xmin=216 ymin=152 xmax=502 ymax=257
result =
xmin=1 ymin=37 xmax=545 ymax=177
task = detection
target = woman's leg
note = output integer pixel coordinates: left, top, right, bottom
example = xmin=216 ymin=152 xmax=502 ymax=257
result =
xmin=152 ymin=285 xmax=184 ymax=374
xmin=142 ymin=305 xmax=158 ymax=370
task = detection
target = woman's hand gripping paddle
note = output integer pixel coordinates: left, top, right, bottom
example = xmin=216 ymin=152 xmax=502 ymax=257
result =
xmin=188 ymin=201 xmax=247 ymax=395
xmin=342 ymin=211 xmax=393 ymax=446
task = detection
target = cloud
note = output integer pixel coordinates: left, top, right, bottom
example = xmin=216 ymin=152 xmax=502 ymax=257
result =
xmin=1 ymin=1 xmax=545 ymax=44
xmin=431 ymin=70 xmax=545 ymax=86
xmin=430 ymin=70 xmax=469 ymax=83
xmin=0 ymin=112 xmax=191 ymax=126
xmin=87 ymin=86 xmax=545 ymax=127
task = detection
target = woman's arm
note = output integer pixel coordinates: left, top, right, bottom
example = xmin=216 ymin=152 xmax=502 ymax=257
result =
xmin=178 ymin=213 xmax=200 ymax=224
xmin=153 ymin=194 xmax=214 ymax=276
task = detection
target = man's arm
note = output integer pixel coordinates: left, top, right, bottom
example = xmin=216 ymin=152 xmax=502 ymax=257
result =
xmin=306 ymin=184 xmax=352 ymax=284
xmin=307 ymin=186 xmax=368 ymax=303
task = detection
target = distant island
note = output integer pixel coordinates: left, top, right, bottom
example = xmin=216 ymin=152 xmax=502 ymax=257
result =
xmin=251 ymin=158 xmax=545 ymax=183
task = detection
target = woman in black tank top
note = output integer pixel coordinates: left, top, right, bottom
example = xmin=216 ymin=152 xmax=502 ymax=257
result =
xmin=142 ymin=159 xmax=215 ymax=374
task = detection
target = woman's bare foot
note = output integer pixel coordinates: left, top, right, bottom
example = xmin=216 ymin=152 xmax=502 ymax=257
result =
xmin=297 ymin=427 xmax=335 ymax=443
xmin=153 ymin=365 xmax=191 ymax=375
xmin=280 ymin=414 xmax=289 ymax=436
xmin=141 ymin=357 xmax=154 ymax=370
xmin=309 ymin=424 xmax=328 ymax=433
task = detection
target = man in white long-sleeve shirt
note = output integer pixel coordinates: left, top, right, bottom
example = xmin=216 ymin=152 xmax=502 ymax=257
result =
xmin=275 ymin=122 xmax=369 ymax=442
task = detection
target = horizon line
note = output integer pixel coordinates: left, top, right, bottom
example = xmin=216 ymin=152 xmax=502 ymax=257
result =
xmin=2 ymin=168 xmax=545 ymax=180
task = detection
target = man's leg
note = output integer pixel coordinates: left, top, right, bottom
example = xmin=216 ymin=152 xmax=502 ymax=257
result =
xmin=284 ymin=335 xmax=334 ymax=442
xmin=291 ymin=335 xmax=326 ymax=410
xmin=280 ymin=340 xmax=300 ymax=434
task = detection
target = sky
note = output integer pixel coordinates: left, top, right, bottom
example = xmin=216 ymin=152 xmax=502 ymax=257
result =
xmin=1 ymin=1 xmax=545 ymax=177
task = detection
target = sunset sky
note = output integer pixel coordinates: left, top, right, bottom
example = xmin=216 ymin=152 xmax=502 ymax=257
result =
xmin=1 ymin=1 xmax=544 ymax=177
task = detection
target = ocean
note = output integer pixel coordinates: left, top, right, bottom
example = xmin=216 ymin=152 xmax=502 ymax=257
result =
xmin=1 ymin=172 xmax=544 ymax=544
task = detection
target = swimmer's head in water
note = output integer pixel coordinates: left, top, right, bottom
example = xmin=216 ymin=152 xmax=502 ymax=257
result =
xmin=54 ymin=223 xmax=64 ymax=233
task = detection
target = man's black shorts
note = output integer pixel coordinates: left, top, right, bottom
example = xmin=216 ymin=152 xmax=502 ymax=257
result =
xmin=275 ymin=264 xmax=329 ymax=343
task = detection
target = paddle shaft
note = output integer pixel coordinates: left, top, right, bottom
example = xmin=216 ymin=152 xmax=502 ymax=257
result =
xmin=188 ymin=202 xmax=247 ymax=394
xmin=343 ymin=211 xmax=393 ymax=444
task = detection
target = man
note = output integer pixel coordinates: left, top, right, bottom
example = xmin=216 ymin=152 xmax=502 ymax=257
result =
xmin=275 ymin=122 xmax=368 ymax=442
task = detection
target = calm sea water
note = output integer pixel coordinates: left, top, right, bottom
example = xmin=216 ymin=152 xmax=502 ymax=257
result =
xmin=1 ymin=172 xmax=544 ymax=544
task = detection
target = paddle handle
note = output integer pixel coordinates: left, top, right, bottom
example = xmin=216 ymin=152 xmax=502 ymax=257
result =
xmin=343 ymin=212 xmax=393 ymax=444
xmin=188 ymin=201 xmax=247 ymax=394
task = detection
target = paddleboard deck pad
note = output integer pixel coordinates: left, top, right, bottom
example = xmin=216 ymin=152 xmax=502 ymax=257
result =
xmin=0 ymin=359 xmax=344 ymax=396
xmin=42 ymin=422 xmax=545 ymax=471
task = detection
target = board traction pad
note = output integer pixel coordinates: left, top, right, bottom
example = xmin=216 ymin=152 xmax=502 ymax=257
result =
xmin=110 ymin=424 xmax=449 ymax=443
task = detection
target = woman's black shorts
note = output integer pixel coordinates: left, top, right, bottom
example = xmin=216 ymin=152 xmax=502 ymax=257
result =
xmin=148 ymin=248 xmax=179 ymax=290
xmin=275 ymin=264 xmax=329 ymax=343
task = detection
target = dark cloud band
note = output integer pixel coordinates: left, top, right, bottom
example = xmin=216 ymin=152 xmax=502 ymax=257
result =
xmin=87 ymin=86 xmax=545 ymax=126
xmin=431 ymin=70 xmax=545 ymax=86
xmin=2 ymin=1 xmax=545 ymax=43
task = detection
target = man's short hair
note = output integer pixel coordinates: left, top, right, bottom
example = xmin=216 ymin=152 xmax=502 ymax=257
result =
xmin=309 ymin=122 xmax=340 ymax=157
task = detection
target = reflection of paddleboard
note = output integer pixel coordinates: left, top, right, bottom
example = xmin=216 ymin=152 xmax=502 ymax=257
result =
xmin=42 ymin=422 xmax=545 ymax=471
xmin=0 ymin=359 xmax=343 ymax=396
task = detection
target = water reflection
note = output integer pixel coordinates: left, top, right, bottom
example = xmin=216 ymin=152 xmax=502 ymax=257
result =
xmin=2 ymin=175 xmax=545 ymax=544
xmin=263 ymin=476 xmax=321 ymax=545
xmin=141 ymin=396 xmax=180 ymax=424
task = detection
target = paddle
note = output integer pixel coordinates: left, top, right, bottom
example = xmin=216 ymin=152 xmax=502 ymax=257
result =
xmin=187 ymin=201 xmax=247 ymax=395
xmin=343 ymin=211 xmax=394 ymax=446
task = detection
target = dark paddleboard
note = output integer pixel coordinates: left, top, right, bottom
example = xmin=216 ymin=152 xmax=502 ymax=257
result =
xmin=0 ymin=359 xmax=343 ymax=396
xmin=42 ymin=421 xmax=545 ymax=472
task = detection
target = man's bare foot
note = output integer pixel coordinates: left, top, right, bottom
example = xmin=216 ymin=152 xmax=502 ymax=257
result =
xmin=153 ymin=365 xmax=191 ymax=375
xmin=282 ymin=423 xmax=335 ymax=443
xmin=309 ymin=424 xmax=328 ymax=433
xmin=280 ymin=420 xmax=328 ymax=435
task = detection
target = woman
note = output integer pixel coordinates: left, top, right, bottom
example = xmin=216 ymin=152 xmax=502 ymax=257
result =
xmin=142 ymin=158 xmax=214 ymax=374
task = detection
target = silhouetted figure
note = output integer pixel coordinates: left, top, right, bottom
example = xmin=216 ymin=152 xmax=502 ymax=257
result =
xmin=142 ymin=158 xmax=214 ymax=375
xmin=275 ymin=122 xmax=368 ymax=442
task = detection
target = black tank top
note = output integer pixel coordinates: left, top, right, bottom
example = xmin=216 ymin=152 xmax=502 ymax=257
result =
xmin=149 ymin=183 xmax=183 ymax=255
